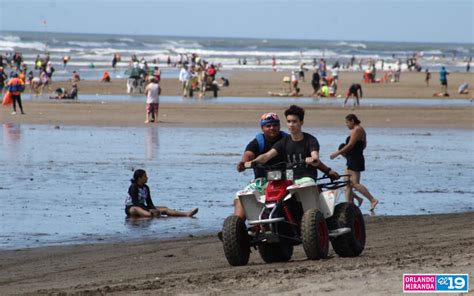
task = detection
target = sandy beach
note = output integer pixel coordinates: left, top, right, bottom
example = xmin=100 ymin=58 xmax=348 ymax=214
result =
xmin=24 ymin=71 xmax=474 ymax=99
xmin=2 ymin=70 xmax=471 ymax=129
xmin=1 ymin=69 xmax=473 ymax=295
xmin=0 ymin=212 xmax=472 ymax=295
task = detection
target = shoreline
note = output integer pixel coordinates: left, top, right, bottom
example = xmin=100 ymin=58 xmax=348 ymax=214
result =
xmin=0 ymin=212 xmax=472 ymax=295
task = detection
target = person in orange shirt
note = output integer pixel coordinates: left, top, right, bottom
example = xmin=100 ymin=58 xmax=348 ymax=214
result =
xmin=101 ymin=71 xmax=111 ymax=82
xmin=7 ymin=73 xmax=25 ymax=115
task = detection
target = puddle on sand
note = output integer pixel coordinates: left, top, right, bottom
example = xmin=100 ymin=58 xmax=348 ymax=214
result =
xmin=24 ymin=94 xmax=473 ymax=107
xmin=1 ymin=124 xmax=473 ymax=249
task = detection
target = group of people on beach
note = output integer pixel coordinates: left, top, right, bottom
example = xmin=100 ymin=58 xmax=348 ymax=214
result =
xmin=231 ymin=106 xmax=378 ymax=220
xmin=127 ymin=105 xmax=379 ymax=224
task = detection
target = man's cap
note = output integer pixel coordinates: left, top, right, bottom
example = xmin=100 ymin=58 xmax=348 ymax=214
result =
xmin=260 ymin=112 xmax=280 ymax=126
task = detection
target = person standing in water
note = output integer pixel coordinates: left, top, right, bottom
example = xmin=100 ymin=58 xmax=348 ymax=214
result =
xmin=330 ymin=114 xmax=379 ymax=211
xmin=125 ymin=169 xmax=198 ymax=218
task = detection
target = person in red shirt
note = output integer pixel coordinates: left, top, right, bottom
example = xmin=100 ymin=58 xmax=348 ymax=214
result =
xmin=207 ymin=64 xmax=217 ymax=78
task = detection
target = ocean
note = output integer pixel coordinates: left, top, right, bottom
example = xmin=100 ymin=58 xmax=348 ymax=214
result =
xmin=0 ymin=31 xmax=472 ymax=81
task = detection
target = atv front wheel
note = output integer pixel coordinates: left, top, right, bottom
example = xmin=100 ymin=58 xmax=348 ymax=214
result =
xmin=258 ymin=242 xmax=293 ymax=263
xmin=301 ymin=209 xmax=329 ymax=260
xmin=222 ymin=215 xmax=250 ymax=266
xmin=328 ymin=202 xmax=366 ymax=257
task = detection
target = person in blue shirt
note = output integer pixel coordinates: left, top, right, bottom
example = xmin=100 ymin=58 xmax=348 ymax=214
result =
xmin=439 ymin=66 xmax=449 ymax=95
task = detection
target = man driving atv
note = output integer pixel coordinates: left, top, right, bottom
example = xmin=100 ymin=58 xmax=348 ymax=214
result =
xmin=235 ymin=109 xmax=338 ymax=219
xmin=246 ymin=105 xmax=339 ymax=188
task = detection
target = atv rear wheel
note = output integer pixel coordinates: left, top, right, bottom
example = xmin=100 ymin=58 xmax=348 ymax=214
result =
xmin=258 ymin=242 xmax=293 ymax=263
xmin=301 ymin=209 xmax=329 ymax=260
xmin=222 ymin=215 xmax=250 ymax=266
xmin=328 ymin=202 xmax=366 ymax=257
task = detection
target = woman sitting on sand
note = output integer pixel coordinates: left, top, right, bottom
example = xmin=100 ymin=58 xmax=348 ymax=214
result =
xmin=330 ymin=114 xmax=379 ymax=211
xmin=125 ymin=169 xmax=198 ymax=218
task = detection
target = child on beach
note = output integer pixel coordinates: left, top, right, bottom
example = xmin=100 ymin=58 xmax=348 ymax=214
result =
xmin=125 ymin=169 xmax=198 ymax=218
xmin=144 ymin=77 xmax=160 ymax=123
xmin=425 ymin=69 xmax=431 ymax=86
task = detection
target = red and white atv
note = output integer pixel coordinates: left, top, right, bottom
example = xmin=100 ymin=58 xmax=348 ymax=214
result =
xmin=222 ymin=162 xmax=365 ymax=266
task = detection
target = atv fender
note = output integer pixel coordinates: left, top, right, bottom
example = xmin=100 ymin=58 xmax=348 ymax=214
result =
xmin=287 ymin=184 xmax=342 ymax=218
xmin=238 ymin=190 xmax=265 ymax=221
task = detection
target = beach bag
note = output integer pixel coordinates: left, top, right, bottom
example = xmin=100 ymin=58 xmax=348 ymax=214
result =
xmin=2 ymin=92 xmax=13 ymax=106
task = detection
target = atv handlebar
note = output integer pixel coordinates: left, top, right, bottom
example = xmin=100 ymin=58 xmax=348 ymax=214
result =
xmin=245 ymin=160 xmax=316 ymax=170
xmin=317 ymin=174 xmax=351 ymax=190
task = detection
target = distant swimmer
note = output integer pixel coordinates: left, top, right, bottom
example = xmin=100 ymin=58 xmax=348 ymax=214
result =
xmin=343 ymin=83 xmax=363 ymax=107
xmin=124 ymin=169 xmax=198 ymax=218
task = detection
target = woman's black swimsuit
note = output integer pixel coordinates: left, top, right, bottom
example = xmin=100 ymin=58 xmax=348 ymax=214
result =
xmin=345 ymin=136 xmax=365 ymax=172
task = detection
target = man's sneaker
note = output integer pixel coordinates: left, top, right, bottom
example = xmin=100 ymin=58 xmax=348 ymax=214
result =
xmin=11 ymin=112 xmax=16 ymax=115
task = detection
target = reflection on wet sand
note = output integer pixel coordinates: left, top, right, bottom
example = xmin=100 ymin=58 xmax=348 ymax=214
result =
xmin=2 ymin=123 xmax=22 ymax=158
xmin=145 ymin=126 xmax=159 ymax=160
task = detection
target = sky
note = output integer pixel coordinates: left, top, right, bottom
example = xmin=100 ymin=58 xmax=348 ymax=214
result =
xmin=0 ymin=0 xmax=473 ymax=43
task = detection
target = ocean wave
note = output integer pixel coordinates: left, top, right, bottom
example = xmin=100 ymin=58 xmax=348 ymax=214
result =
xmin=334 ymin=41 xmax=367 ymax=49
xmin=66 ymin=41 xmax=116 ymax=48
xmin=117 ymin=38 xmax=135 ymax=43
xmin=0 ymin=40 xmax=46 ymax=51
xmin=0 ymin=35 xmax=21 ymax=42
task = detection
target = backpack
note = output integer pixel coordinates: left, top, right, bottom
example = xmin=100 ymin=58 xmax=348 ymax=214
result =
xmin=256 ymin=131 xmax=287 ymax=154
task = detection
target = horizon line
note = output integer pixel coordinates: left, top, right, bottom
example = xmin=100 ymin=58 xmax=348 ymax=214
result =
xmin=1 ymin=29 xmax=473 ymax=46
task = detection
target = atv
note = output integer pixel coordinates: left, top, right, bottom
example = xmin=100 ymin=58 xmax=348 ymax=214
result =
xmin=221 ymin=162 xmax=366 ymax=266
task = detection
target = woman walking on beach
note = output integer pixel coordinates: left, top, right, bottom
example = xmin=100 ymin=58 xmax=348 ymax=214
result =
xmin=330 ymin=114 xmax=379 ymax=211
xmin=125 ymin=169 xmax=198 ymax=218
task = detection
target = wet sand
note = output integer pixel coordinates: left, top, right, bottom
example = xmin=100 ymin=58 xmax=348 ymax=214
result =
xmin=30 ymin=71 xmax=474 ymax=99
xmin=0 ymin=213 xmax=472 ymax=295
xmin=1 ymin=101 xmax=472 ymax=129
xmin=1 ymin=70 xmax=473 ymax=295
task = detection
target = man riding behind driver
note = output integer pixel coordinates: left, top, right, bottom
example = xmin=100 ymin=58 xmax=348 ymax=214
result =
xmin=246 ymin=105 xmax=338 ymax=189
xmin=235 ymin=109 xmax=338 ymax=219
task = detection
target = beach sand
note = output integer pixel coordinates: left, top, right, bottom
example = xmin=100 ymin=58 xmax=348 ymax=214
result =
xmin=2 ymin=70 xmax=471 ymax=129
xmin=1 ymin=70 xmax=473 ymax=295
xmin=0 ymin=213 xmax=472 ymax=295
xmin=1 ymin=101 xmax=472 ymax=129
xmin=29 ymin=71 xmax=474 ymax=99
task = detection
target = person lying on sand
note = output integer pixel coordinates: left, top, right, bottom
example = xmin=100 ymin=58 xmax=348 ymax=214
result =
xmin=268 ymin=87 xmax=303 ymax=97
xmin=125 ymin=169 xmax=198 ymax=218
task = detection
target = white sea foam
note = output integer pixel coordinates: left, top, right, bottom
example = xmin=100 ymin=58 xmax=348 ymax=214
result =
xmin=118 ymin=38 xmax=135 ymax=43
xmin=0 ymin=35 xmax=21 ymax=42
xmin=334 ymin=41 xmax=367 ymax=49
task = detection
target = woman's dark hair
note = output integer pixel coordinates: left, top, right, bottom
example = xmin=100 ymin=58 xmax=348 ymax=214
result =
xmin=130 ymin=169 xmax=146 ymax=183
xmin=284 ymin=105 xmax=305 ymax=121
xmin=345 ymin=113 xmax=361 ymax=124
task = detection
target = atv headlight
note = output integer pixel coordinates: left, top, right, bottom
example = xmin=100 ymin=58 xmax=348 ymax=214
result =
xmin=286 ymin=169 xmax=294 ymax=181
xmin=267 ymin=170 xmax=282 ymax=181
